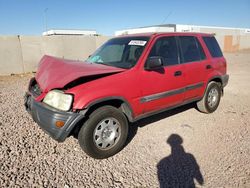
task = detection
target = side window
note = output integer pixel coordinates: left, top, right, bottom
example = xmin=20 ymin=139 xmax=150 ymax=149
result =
xmin=179 ymin=36 xmax=202 ymax=63
xmin=149 ymin=37 xmax=179 ymax=66
xmin=203 ymin=36 xmax=223 ymax=58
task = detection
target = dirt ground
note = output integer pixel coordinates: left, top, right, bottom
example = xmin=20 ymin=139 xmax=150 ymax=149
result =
xmin=0 ymin=52 xmax=250 ymax=187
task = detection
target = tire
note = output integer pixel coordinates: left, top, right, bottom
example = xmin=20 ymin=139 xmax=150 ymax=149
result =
xmin=78 ymin=105 xmax=128 ymax=159
xmin=197 ymin=81 xmax=221 ymax=113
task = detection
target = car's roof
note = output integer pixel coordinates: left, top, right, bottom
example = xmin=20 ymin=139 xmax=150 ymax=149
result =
xmin=116 ymin=32 xmax=213 ymax=38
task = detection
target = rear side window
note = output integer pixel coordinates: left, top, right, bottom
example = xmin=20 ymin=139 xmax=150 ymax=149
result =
xmin=179 ymin=36 xmax=205 ymax=63
xmin=203 ymin=36 xmax=223 ymax=57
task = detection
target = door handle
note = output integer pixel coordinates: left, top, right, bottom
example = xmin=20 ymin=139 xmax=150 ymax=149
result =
xmin=206 ymin=65 xmax=212 ymax=69
xmin=174 ymin=71 xmax=182 ymax=76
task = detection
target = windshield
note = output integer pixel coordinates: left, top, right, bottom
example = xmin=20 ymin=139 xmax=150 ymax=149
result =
xmin=86 ymin=36 xmax=149 ymax=69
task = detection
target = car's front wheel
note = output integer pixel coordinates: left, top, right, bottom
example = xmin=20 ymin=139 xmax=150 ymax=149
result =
xmin=78 ymin=105 xmax=128 ymax=159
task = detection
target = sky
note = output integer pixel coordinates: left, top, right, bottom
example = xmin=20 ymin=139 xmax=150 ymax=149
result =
xmin=0 ymin=0 xmax=249 ymax=36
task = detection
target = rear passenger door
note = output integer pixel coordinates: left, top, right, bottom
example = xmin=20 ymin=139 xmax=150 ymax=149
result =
xmin=178 ymin=36 xmax=208 ymax=101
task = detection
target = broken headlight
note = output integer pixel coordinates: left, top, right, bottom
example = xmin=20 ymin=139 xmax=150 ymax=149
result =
xmin=43 ymin=90 xmax=73 ymax=111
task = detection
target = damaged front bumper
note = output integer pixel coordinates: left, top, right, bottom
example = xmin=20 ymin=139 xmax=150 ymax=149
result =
xmin=24 ymin=93 xmax=85 ymax=142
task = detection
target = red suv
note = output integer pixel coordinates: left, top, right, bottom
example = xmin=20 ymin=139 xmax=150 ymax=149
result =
xmin=25 ymin=33 xmax=229 ymax=159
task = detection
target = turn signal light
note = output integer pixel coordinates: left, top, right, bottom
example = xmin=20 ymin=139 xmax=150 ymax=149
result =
xmin=55 ymin=121 xmax=65 ymax=128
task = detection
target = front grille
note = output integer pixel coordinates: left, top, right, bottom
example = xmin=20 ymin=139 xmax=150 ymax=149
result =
xmin=29 ymin=78 xmax=42 ymax=97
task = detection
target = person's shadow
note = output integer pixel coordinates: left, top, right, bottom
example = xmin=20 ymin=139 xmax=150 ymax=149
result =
xmin=157 ymin=134 xmax=204 ymax=188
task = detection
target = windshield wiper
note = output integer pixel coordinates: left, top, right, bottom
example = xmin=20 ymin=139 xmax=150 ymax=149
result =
xmin=94 ymin=62 xmax=113 ymax=67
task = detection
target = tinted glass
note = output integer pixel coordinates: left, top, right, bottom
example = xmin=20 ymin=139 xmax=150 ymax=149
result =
xmin=87 ymin=37 xmax=149 ymax=69
xmin=179 ymin=36 xmax=202 ymax=63
xmin=149 ymin=37 xmax=179 ymax=66
xmin=196 ymin=38 xmax=206 ymax=60
xmin=203 ymin=36 xmax=223 ymax=57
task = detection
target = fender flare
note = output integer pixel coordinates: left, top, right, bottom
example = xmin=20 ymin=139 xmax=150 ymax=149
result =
xmin=202 ymin=75 xmax=223 ymax=97
xmin=83 ymin=96 xmax=135 ymax=122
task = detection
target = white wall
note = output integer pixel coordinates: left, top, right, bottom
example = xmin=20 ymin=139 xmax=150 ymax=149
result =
xmin=0 ymin=35 xmax=110 ymax=75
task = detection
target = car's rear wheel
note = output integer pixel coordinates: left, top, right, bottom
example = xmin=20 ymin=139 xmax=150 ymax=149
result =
xmin=197 ymin=81 xmax=221 ymax=113
xmin=78 ymin=105 xmax=128 ymax=159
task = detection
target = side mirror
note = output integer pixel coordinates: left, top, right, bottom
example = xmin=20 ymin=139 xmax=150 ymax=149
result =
xmin=145 ymin=56 xmax=163 ymax=70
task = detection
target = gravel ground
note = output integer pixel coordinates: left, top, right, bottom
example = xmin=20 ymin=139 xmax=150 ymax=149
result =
xmin=0 ymin=52 xmax=250 ymax=187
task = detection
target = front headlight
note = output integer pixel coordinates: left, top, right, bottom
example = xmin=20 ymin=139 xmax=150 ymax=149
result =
xmin=43 ymin=90 xmax=73 ymax=111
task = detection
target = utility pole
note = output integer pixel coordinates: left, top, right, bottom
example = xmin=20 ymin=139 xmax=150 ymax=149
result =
xmin=44 ymin=8 xmax=48 ymax=32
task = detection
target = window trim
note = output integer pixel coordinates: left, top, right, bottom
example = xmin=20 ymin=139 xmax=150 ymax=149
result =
xmin=195 ymin=37 xmax=207 ymax=61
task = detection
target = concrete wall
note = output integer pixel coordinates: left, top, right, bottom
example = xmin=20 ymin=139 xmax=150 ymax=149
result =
xmin=0 ymin=35 xmax=110 ymax=75
xmin=20 ymin=36 xmax=43 ymax=73
xmin=214 ymin=35 xmax=250 ymax=53
xmin=0 ymin=36 xmax=24 ymax=74
xmin=0 ymin=34 xmax=249 ymax=75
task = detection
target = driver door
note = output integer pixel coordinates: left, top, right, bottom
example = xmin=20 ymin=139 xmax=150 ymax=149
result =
xmin=140 ymin=36 xmax=185 ymax=114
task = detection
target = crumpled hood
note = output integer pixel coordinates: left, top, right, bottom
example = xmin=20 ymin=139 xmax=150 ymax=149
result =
xmin=36 ymin=55 xmax=125 ymax=92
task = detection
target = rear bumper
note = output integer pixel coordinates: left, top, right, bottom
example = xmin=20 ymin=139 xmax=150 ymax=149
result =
xmin=24 ymin=93 xmax=85 ymax=142
xmin=222 ymin=74 xmax=229 ymax=87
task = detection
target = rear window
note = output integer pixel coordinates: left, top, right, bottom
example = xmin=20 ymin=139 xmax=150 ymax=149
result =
xmin=203 ymin=36 xmax=223 ymax=58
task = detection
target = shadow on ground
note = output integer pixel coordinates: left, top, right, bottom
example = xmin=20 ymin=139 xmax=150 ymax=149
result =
xmin=157 ymin=134 xmax=204 ymax=188
xmin=124 ymin=105 xmax=203 ymax=187
xmin=125 ymin=103 xmax=196 ymax=146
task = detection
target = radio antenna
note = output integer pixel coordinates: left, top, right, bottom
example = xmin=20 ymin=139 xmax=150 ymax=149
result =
xmin=156 ymin=11 xmax=173 ymax=33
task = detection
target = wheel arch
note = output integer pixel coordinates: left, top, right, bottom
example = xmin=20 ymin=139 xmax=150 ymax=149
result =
xmin=209 ymin=76 xmax=222 ymax=85
xmin=203 ymin=75 xmax=223 ymax=97
xmin=83 ymin=97 xmax=134 ymax=122
xmin=69 ymin=97 xmax=134 ymax=139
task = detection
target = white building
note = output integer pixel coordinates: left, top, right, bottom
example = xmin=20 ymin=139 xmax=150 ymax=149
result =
xmin=115 ymin=24 xmax=250 ymax=53
xmin=43 ymin=29 xmax=97 ymax=36
xmin=115 ymin=24 xmax=250 ymax=36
